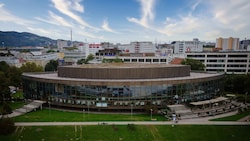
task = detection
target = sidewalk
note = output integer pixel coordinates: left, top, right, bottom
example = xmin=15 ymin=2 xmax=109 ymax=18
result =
xmin=14 ymin=109 xmax=250 ymax=126
xmin=15 ymin=120 xmax=250 ymax=127
xmin=0 ymin=100 xmax=46 ymax=118
xmin=2 ymin=101 xmax=249 ymax=126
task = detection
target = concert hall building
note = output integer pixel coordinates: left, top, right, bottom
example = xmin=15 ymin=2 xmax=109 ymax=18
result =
xmin=22 ymin=63 xmax=224 ymax=112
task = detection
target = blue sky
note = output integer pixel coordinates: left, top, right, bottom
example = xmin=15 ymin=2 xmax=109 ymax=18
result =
xmin=0 ymin=0 xmax=249 ymax=43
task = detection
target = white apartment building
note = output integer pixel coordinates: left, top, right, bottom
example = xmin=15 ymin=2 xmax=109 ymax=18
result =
xmin=118 ymin=42 xmax=156 ymax=53
xmin=103 ymin=56 xmax=171 ymax=64
xmin=186 ymin=52 xmax=250 ymax=74
xmin=85 ymin=43 xmax=102 ymax=57
xmin=216 ymin=37 xmax=239 ymax=51
xmin=174 ymin=38 xmax=204 ymax=54
xmin=0 ymin=56 xmax=21 ymax=67
xmin=57 ymin=40 xmax=72 ymax=51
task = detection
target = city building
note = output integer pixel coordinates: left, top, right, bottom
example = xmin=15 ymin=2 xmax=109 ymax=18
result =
xmin=216 ymin=37 xmax=240 ymax=51
xmin=240 ymin=39 xmax=250 ymax=51
xmin=57 ymin=40 xmax=72 ymax=51
xmin=186 ymin=52 xmax=250 ymax=74
xmin=22 ymin=63 xmax=224 ymax=112
xmin=173 ymin=38 xmax=204 ymax=54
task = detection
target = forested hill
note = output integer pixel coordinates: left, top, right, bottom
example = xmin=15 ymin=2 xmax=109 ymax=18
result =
xmin=0 ymin=31 xmax=57 ymax=47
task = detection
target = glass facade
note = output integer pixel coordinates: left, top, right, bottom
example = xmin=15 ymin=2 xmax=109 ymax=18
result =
xmin=23 ymin=76 xmax=224 ymax=111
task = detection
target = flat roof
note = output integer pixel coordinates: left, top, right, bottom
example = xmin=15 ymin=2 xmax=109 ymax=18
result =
xmin=190 ymin=97 xmax=228 ymax=106
xmin=23 ymin=72 xmax=223 ymax=83
xmin=61 ymin=63 xmax=186 ymax=68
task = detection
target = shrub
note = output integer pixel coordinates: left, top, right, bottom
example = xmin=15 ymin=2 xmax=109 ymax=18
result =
xmin=0 ymin=117 xmax=15 ymax=135
xmin=0 ymin=102 xmax=12 ymax=115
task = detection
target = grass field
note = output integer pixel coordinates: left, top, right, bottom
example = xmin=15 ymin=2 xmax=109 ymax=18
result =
xmin=0 ymin=125 xmax=249 ymax=141
xmin=11 ymin=91 xmax=24 ymax=99
xmin=211 ymin=110 xmax=250 ymax=121
xmin=0 ymin=101 xmax=25 ymax=111
xmin=13 ymin=109 xmax=167 ymax=122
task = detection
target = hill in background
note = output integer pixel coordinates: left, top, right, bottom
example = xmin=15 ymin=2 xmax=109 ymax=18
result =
xmin=0 ymin=31 xmax=57 ymax=47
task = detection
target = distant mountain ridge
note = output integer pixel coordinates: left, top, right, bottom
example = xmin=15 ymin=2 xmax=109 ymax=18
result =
xmin=0 ymin=31 xmax=57 ymax=47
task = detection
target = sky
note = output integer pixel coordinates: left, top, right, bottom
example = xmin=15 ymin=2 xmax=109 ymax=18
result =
xmin=0 ymin=0 xmax=250 ymax=44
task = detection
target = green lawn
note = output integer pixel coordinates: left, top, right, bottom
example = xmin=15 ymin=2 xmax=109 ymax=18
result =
xmin=211 ymin=110 xmax=250 ymax=121
xmin=0 ymin=101 xmax=25 ymax=111
xmin=11 ymin=91 xmax=24 ymax=99
xmin=13 ymin=109 xmax=167 ymax=122
xmin=1 ymin=125 xmax=249 ymax=141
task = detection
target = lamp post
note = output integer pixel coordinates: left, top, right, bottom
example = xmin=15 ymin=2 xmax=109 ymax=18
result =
xmin=150 ymin=109 xmax=153 ymax=120
xmin=87 ymin=102 xmax=90 ymax=120
xmin=245 ymin=92 xmax=248 ymax=104
xmin=48 ymin=101 xmax=51 ymax=117
xmin=130 ymin=103 xmax=133 ymax=120
xmin=83 ymin=109 xmax=85 ymax=121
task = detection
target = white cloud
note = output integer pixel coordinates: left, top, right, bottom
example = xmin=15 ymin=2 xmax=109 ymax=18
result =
xmin=51 ymin=0 xmax=97 ymax=30
xmin=77 ymin=30 xmax=104 ymax=40
xmin=27 ymin=27 xmax=51 ymax=35
xmin=0 ymin=3 xmax=4 ymax=8
xmin=209 ymin=0 xmax=250 ymax=32
xmin=101 ymin=19 xmax=118 ymax=33
xmin=159 ymin=14 xmax=203 ymax=37
xmin=191 ymin=0 xmax=201 ymax=11
xmin=35 ymin=11 xmax=72 ymax=27
xmin=126 ymin=0 xmax=250 ymax=41
xmin=0 ymin=3 xmax=33 ymax=26
xmin=127 ymin=0 xmax=155 ymax=28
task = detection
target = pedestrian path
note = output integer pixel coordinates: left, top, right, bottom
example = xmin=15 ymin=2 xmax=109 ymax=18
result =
xmin=1 ymin=100 xmax=46 ymax=118
xmin=14 ymin=120 xmax=250 ymax=127
xmin=14 ymin=109 xmax=250 ymax=126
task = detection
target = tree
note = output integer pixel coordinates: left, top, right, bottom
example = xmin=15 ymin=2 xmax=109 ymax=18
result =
xmin=78 ymin=54 xmax=94 ymax=64
xmin=224 ymin=74 xmax=250 ymax=94
xmin=85 ymin=54 xmax=94 ymax=64
xmin=0 ymin=61 xmax=9 ymax=72
xmin=0 ymin=102 xmax=12 ymax=115
xmin=77 ymin=58 xmax=86 ymax=64
xmin=7 ymin=66 xmax=22 ymax=87
xmin=45 ymin=60 xmax=58 ymax=71
xmin=20 ymin=62 xmax=43 ymax=72
xmin=0 ymin=72 xmax=10 ymax=103
xmin=181 ymin=58 xmax=205 ymax=71
xmin=0 ymin=117 xmax=15 ymax=135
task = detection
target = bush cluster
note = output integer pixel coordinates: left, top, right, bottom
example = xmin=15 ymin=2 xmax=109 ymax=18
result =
xmin=0 ymin=117 xmax=15 ymax=135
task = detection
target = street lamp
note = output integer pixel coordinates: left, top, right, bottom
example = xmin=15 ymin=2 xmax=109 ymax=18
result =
xmin=87 ymin=102 xmax=90 ymax=120
xmin=48 ymin=101 xmax=51 ymax=117
xmin=245 ymin=92 xmax=248 ymax=104
xmin=83 ymin=109 xmax=85 ymax=121
xmin=150 ymin=109 xmax=153 ymax=120
xmin=130 ymin=103 xmax=133 ymax=120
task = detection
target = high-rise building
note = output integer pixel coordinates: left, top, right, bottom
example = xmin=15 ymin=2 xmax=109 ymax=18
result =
xmin=173 ymin=38 xmax=204 ymax=54
xmin=216 ymin=37 xmax=239 ymax=51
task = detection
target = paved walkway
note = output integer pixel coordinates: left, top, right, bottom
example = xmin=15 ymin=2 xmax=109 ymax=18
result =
xmin=1 ymin=100 xmax=46 ymax=118
xmin=14 ymin=110 xmax=250 ymax=126
xmin=2 ymin=101 xmax=248 ymax=126
xmin=15 ymin=120 xmax=250 ymax=126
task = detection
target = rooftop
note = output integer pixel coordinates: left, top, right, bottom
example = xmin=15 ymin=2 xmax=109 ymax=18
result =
xmin=23 ymin=72 xmax=223 ymax=83
xmin=63 ymin=63 xmax=185 ymax=68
